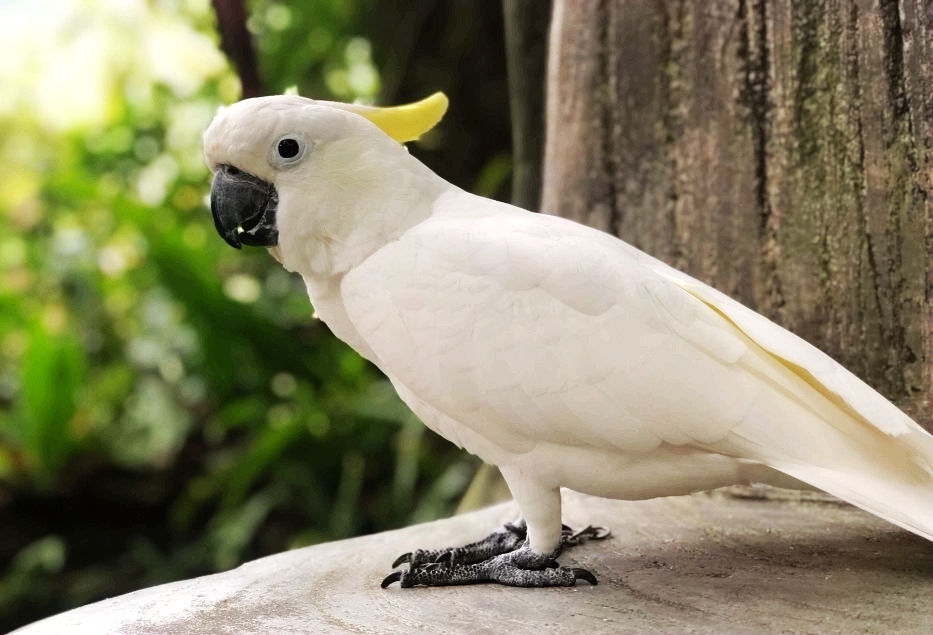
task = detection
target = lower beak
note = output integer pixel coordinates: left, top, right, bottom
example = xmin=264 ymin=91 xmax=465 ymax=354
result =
xmin=210 ymin=165 xmax=279 ymax=249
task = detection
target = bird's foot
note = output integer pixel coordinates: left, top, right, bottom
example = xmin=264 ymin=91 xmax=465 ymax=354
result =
xmin=383 ymin=521 xmax=609 ymax=588
xmin=391 ymin=520 xmax=527 ymax=569
xmin=382 ymin=543 xmax=597 ymax=588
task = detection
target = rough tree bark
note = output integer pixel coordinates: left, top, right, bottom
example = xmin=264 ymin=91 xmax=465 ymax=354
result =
xmin=542 ymin=0 xmax=932 ymax=429
xmin=503 ymin=0 xmax=552 ymax=209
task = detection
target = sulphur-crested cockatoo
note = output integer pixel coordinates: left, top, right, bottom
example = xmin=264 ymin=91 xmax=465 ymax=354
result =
xmin=203 ymin=92 xmax=933 ymax=588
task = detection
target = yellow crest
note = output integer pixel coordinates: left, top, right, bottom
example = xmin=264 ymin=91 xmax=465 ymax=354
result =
xmin=349 ymin=92 xmax=449 ymax=143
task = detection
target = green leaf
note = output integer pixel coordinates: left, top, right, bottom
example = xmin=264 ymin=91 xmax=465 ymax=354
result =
xmin=16 ymin=326 xmax=86 ymax=478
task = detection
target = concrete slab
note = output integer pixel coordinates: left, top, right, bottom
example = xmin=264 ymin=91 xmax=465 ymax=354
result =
xmin=14 ymin=489 xmax=933 ymax=634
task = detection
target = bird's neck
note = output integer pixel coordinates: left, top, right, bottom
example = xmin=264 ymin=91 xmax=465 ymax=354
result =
xmin=272 ymin=142 xmax=454 ymax=278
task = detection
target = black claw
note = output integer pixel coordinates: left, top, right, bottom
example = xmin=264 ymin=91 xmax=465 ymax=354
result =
xmin=381 ymin=571 xmax=403 ymax=588
xmin=392 ymin=552 xmax=411 ymax=568
xmin=572 ymin=568 xmax=598 ymax=585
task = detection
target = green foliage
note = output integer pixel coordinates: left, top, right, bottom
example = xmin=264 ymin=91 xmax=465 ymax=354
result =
xmin=0 ymin=1 xmax=508 ymax=630
xmin=251 ymin=0 xmax=381 ymax=100
xmin=16 ymin=326 xmax=85 ymax=480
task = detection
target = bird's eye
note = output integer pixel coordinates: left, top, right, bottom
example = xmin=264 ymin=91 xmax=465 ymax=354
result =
xmin=277 ymin=138 xmax=300 ymax=159
xmin=270 ymin=136 xmax=307 ymax=167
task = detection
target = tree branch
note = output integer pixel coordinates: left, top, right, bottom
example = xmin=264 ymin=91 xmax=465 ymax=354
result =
xmin=212 ymin=0 xmax=263 ymax=98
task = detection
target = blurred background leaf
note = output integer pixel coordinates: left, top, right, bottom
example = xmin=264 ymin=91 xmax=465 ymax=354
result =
xmin=0 ymin=0 xmax=512 ymax=630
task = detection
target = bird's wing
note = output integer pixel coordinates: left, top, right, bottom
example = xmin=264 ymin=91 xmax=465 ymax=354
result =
xmin=343 ymin=192 xmax=933 ymax=457
xmin=342 ymin=196 xmax=766 ymax=455
xmin=638 ymin=246 xmax=924 ymax=438
xmin=341 ymin=195 xmax=933 ymax=539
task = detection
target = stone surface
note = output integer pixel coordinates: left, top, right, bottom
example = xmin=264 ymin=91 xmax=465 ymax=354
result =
xmin=14 ymin=489 xmax=933 ymax=634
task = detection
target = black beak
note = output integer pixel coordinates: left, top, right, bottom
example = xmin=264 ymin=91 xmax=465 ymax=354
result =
xmin=210 ymin=164 xmax=279 ymax=249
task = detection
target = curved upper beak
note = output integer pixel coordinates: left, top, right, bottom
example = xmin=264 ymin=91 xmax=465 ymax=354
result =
xmin=209 ymin=165 xmax=279 ymax=249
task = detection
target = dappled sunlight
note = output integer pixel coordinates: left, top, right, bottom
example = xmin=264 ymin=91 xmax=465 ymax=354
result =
xmin=0 ymin=0 xmax=234 ymax=130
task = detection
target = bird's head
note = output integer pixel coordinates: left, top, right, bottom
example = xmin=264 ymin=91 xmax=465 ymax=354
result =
xmin=202 ymin=92 xmax=449 ymax=272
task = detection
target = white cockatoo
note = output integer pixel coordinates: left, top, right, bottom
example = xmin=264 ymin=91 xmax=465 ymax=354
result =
xmin=203 ymin=92 xmax=933 ymax=588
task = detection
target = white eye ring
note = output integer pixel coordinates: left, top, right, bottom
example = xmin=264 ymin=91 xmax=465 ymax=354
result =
xmin=270 ymin=135 xmax=307 ymax=167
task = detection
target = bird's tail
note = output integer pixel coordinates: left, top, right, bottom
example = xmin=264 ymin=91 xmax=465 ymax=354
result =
xmin=772 ymin=439 xmax=932 ymax=543
xmin=709 ymin=350 xmax=933 ymax=542
xmin=740 ymin=433 xmax=933 ymax=542
xmin=776 ymin=459 xmax=933 ymax=542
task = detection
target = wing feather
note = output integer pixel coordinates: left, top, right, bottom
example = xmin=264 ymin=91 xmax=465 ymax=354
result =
xmin=341 ymin=202 xmax=759 ymax=456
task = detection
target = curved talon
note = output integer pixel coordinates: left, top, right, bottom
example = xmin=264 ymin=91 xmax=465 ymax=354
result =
xmin=572 ymin=568 xmax=598 ymax=585
xmin=381 ymin=571 xmax=403 ymax=588
xmin=392 ymin=552 xmax=412 ymax=568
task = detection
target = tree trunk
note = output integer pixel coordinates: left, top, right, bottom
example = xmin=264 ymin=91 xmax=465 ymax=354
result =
xmin=542 ymin=0 xmax=932 ymax=429
xmin=503 ymin=0 xmax=552 ymax=209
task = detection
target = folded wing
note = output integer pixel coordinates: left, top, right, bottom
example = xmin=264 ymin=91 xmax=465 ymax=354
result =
xmin=341 ymin=195 xmax=933 ymax=539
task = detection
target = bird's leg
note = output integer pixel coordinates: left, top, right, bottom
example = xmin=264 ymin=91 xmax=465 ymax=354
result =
xmin=383 ymin=472 xmax=608 ymax=588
